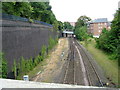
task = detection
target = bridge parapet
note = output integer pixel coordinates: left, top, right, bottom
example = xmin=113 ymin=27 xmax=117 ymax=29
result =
xmin=1 ymin=79 xmax=103 ymax=88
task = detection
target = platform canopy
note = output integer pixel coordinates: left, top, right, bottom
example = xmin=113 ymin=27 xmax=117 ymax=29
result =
xmin=63 ymin=30 xmax=74 ymax=34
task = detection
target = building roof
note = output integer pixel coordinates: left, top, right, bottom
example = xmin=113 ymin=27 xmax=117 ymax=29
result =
xmin=87 ymin=18 xmax=108 ymax=24
xmin=92 ymin=18 xmax=108 ymax=23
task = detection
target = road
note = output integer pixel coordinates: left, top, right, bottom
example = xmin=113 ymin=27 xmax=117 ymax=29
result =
xmin=53 ymin=38 xmax=109 ymax=87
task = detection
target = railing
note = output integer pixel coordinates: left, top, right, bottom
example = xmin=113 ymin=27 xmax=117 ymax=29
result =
xmin=1 ymin=13 xmax=53 ymax=27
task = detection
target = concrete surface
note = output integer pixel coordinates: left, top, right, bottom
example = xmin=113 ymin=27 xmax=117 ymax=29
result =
xmin=0 ymin=78 xmax=101 ymax=88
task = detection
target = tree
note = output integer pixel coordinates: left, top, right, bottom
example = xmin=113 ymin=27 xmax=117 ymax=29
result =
xmin=53 ymin=20 xmax=59 ymax=30
xmin=58 ymin=21 xmax=64 ymax=31
xmin=74 ymin=26 xmax=88 ymax=41
xmin=2 ymin=2 xmax=15 ymax=15
xmin=74 ymin=15 xmax=91 ymax=41
xmin=2 ymin=2 xmax=33 ymax=18
xmin=96 ymin=10 xmax=120 ymax=60
xmin=30 ymin=2 xmax=57 ymax=25
xmin=30 ymin=2 xmax=48 ymax=20
xmin=75 ymin=15 xmax=91 ymax=29
xmin=2 ymin=2 xmax=58 ymax=28
xmin=63 ymin=22 xmax=73 ymax=30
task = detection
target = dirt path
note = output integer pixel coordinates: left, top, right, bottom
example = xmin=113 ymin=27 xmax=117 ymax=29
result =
xmin=33 ymin=38 xmax=69 ymax=83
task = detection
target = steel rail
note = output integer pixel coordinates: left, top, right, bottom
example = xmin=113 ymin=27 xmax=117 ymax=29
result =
xmin=75 ymin=39 xmax=104 ymax=87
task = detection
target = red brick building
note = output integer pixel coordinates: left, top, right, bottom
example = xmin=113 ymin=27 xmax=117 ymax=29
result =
xmin=69 ymin=22 xmax=76 ymax=27
xmin=87 ymin=18 xmax=111 ymax=38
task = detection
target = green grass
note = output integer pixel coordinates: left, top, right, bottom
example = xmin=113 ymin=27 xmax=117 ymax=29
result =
xmin=80 ymin=39 xmax=119 ymax=85
xmin=28 ymin=44 xmax=58 ymax=80
xmin=28 ymin=55 xmax=50 ymax=80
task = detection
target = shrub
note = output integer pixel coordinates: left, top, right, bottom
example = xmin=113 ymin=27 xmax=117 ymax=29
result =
xmin=5 ymin=37 xmax=58 ymax=79
xmin=12 ymin=60 xmax=17 ymax=79
xmin=74 ymin=26 xmax=89 ymax=41
xmin=29 ymin=18 xmax=34 ymax=23
xmin=20 ymin=57 xmax=26 ymax=73
xmin=41 ymin=45 xmax=47 ymax=59
xmin=48 ymin=37 xmax=57 ymax=50
xmin=0 ymin=53 xmax=7 ymax=78
xmin=95 ymin=10 xmax=120 ymax=60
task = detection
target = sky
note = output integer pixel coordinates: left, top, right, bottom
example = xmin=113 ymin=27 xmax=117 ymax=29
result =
xmin=50 ymin=0 xmax=120 ymax=22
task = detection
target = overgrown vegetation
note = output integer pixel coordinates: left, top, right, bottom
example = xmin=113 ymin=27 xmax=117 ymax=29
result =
xmin=15 ymin=55 xmax=43 ymax=79
xmin=0 ymin=53 xmax=7 ymax=78
xmin=96 ymin=10 xmax=120 ymax=60
xmin=11 ymin=37 xmax=58 ymax=79
xmin=75 ymin=26 xmax=89 ymax=41
xmin=74 ymin=15 xmax=91 ymax=42
xmin=2 ymin=2 xmax=59 ymax=79
xmin=63 ymin=22 xmax=73 ymax=30
xmin=2 ymin=2 xmax=63 ymax=31
xmin=75 ymin=11 xmax=120 ymax=61
xmin=48 ymin=37 xmax=58 ymax=50
xmin=2 ymin=2 xmax=55 ymax=24
xmin=2 ymin=2 xmax=77 ymax=32
xmin=80 ymin=40 xmax=118 ymax=87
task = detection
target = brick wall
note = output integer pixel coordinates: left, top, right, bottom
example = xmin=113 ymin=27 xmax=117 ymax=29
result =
xmin=88 ymin=22 xmax=110 ymax=38
xmin=2 ymin=19 xmax=57 ymax=78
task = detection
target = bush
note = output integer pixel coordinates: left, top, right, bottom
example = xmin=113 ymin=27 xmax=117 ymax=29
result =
xmin=95 ymin=10 xmax=120 ymax=60
xmin=20 ymin=57 xmax=26 ymax=73
xmin=74 ymin=26 xmax=89 ymax=41
xmin=41 ymin=45 xmax=47 ymax=59
xmin=10 ymin=37 xmax=58 ymax=79
xmin=13 ymin=45 xmax=48 ymax=79
xmin=29 ymin=18 xmax=34 ymax=23
xmin=48 ymin=36 xmax=58 ymax=50
xmin=12 ymin=60 xmax=17 ymax=79
xmin=0 ymin=53 xmax=7 ymax=78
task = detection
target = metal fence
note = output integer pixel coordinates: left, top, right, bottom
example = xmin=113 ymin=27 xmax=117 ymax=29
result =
xmin=2 ymin=13 xmax=53 ymax=27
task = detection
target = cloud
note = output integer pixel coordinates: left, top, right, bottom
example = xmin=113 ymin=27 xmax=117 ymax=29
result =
xmin=50 ymin=0 xmax=119 ymax=22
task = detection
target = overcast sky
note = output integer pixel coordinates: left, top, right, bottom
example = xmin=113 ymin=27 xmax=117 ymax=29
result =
xmin=50 ymin=0 xmax=119 ymax=22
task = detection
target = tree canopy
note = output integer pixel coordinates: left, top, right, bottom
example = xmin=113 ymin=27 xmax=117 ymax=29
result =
xmin=2 ymin=2 xmax=33 ymax=18
xmin=58 ymin=21 xmax=64 ymax=31
xmin=75 ymin=15 xmax=91 ymax=29
xmin=63 ymin=22 xmax=73 ymax=30
xmin=2 ymin=2 xmax=60 ymax=30
xmin=96 ymin=10 xmax=120 ymax=60
xmin=74 ymin=15 xmax=91 ymax=41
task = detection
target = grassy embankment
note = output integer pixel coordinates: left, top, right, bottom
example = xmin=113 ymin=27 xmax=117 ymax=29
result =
xmin=80 ymin=38 xmax=118 ymax=85
xmin=28 ymin=46 xmax=57 ymax=80
xmin=28 ymin=56 xmax=48 ymax=80
xmin=28 ymin=38 xmax=68 ymax=81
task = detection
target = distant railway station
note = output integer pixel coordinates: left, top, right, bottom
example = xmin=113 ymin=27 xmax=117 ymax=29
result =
xmin=62 ymin=30 xmax=75 ymax=38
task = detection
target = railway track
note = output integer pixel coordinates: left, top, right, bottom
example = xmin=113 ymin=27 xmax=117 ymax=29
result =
xmin=75 ymin=39 xmax=104 ymax=87
xmin=63 ymin=38 xmax=104 ymax=87
xmin=63 ymin=38 xmax=75 ymax=84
